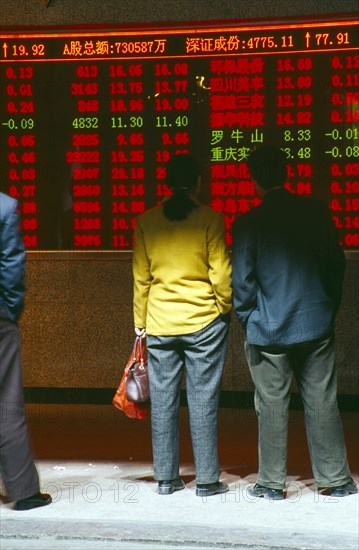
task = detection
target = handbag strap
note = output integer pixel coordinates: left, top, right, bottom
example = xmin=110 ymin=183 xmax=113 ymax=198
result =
xmin=134 ymin=335 xmax=146 ymax=364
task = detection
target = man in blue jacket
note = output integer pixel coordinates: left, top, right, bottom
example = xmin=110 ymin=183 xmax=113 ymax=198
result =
xmin=0 ymin=192 xmax=52 ymax=510
xmin=232 ymin=145 xmax=357 ymax=500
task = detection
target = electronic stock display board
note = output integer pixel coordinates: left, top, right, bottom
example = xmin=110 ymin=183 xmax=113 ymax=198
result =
xmin=0 ymin=15 xmax=358 ymax=252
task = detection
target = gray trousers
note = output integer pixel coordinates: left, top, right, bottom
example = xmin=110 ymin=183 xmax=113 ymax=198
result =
xmin=245 ymin=335 xmax=352 ymax=490
xmin=0 ymin=313 xmax=39 ymax=501
xmin=147 ymin=314 xmax=229 ymax=484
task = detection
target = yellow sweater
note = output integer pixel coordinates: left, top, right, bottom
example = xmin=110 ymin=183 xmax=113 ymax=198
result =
xmin=133 ymin=202 xmax=232 ymax=335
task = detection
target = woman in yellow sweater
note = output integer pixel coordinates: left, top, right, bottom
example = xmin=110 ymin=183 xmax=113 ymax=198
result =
xmin=133 ymin=154 xmax=232 ymax=497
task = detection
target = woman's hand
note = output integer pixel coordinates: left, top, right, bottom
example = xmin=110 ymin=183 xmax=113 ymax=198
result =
xmin=135 ymin=327 xmax=146 ymax=337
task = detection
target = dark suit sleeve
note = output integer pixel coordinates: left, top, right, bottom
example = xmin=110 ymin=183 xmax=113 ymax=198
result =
xmin=321 ymin=204 xmax=346 ymax=315
xmin=0 ymin=201 xmax=26 ymax=321
xmin=231 ymin=217 xmax=257 ymax=330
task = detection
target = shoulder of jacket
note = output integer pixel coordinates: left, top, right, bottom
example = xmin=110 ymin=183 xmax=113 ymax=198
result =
xmin=200 ymin=205 xmax=223 ymax=219
xmin=232 ymin=205 xmax=261 ymax=228
xmin=289 ymin=193 xmax=328 ymax=212
xmin=0 ymin=193 xmax=17 ymax=221
xmin=204 ymin=204 xmax=218 ymax=214
xmin=197 ymin=206 xmax=226 ymax=227
xmin=136 ymin=204 xmax=162 ymax=224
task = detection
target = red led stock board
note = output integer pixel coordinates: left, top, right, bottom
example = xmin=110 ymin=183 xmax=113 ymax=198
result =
xmin=0 ymin=15 xmax=358 ymax=251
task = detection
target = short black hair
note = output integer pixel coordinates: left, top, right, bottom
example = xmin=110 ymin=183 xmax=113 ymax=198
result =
xmin=247 ymin=145 xmax=287 ymax=189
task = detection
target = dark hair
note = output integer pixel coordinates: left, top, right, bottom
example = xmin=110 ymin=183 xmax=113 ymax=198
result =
xmin=163 ymin=154 xmax=200 ymax=221
xmin=247 ymin=145 xmax=287 ymax=189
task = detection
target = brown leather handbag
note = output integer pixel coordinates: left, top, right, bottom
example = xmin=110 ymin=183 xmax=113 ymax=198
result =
xmin=126 ymin=335 xmax=150 ymax=403
xmin=112 ymin=335 xmax=150 ymax=420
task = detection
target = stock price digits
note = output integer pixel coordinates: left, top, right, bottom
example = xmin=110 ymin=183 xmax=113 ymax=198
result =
xmin=0 ymin=17 xmax=358 ymax=250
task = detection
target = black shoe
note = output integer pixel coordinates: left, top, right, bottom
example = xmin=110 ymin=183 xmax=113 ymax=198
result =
xmin=14 ymin=492 xmax=52 ymax=511
xmin=158 ymin=478 xmax=185 ymax=495
xmin=320 ymin=479 xmax=358 ymax=498
xmin=196 ymin=481 xmax=229 ymax=497
xmin=248 ymin=483 xmax=285 ymax=500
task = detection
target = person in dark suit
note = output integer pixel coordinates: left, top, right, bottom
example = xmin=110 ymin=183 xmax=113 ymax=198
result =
xmin=0 ymin=192 xmax=52 ymax=510
xmin=231 ymin=145 xmax=357 ymax=500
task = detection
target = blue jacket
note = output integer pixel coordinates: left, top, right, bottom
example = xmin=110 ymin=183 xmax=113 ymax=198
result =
xmin=0 ymin=193 xmax=26 ymax=321
xmin=232 ymin=188 xmax=345 ymax=346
